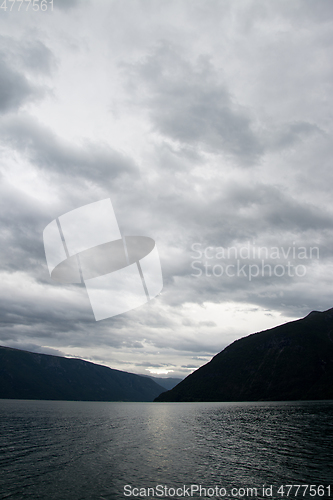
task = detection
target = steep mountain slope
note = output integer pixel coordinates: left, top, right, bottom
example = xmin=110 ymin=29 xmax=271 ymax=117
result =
xmin=155 ymin=309 xmax=333 ymax=402
xmin=0 ymin=346 xmax=165 ymax=402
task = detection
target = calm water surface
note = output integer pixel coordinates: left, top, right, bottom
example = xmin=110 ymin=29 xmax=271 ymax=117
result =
xmin=0 ymin=400 xmax=332 ymax=499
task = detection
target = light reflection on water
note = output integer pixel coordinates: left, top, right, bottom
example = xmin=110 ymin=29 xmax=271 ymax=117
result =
xmin=0 ymin=400 xmax=332 ymax=499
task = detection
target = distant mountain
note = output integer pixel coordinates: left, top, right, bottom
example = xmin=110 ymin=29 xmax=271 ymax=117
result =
xmin=145 ymin=376 xmax=183 ymax=390
xmin=0 ymin=346 xmax=166 ymax=402
xmin=155 ymin=308 xmax=333 ymax=402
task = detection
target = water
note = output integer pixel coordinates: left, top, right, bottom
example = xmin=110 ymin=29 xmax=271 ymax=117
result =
xmin=0 ymin=400 xmax=332 ymax=499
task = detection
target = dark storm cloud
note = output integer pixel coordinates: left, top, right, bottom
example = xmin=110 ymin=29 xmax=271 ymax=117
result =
xmin=0 ymin=56 xmax=36 ymax=113
xmin=267 ymin=121 xmax=323 ymax=150
xmin=0 ymin=277 xmax=132 ymax=349
xmin=0 ymin=36 xmax=56 ymax=76
xmin=168 ymin=264 xmax=332 ymax=322
xmin=146 ymin=178 xmax=333 ymax=255
xmin=123 ymin=42 xmax=264 ymax=164
xmin=150 ymin=170 xmax=333 ymax=317
xmin=0 ymin=36 xmax=54 ymax=113
xmin=0 ymin=111 xmax=139 ymax=298
xmin=221 ymin=183 xmax=333 ymax=233
xmin=18 ymin=40 xmax=56 ymax=75
xmin=122 ymin=42 xmax=323 ymax=165
xmin=0 ymin=182 xmax=47 ymax=274
xmin=0 ymin=115 xmax=138 ymax=183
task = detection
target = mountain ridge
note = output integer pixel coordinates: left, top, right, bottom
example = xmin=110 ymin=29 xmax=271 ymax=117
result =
xmin=0 ymin=345 xmax=167 ymax=402
xmin=155 ymin=308 xmax=333 ymax=402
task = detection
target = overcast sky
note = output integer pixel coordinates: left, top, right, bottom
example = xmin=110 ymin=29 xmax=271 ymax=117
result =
xmin=0 ymin=0 xmax=332 ymax=378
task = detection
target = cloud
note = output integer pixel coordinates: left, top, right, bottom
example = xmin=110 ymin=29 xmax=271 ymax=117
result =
xmin=0 ymin=112 xmax=139 ymax=290
xmin=122 ymin=41 xmax=325 ymax=167
xmin=0 ymin=36 xmax=55 ymax=113
xmin=0 ymin=56 xmax=36 ymax=113
xmin=0 ymin=36 xmax=56 ymax=76
xmin=0 ymin=115 xmax=138 ymax=184
xmin=0 ymin=0 xmax=332 ymax=377
xmin=265 ymin=121 xmax=323 ymax=150
xmin=122 ymin=42 xmax=264 ymax=164
xmin=18 ymin=40 xmax=56 ymax=75
xmin=54 ymin=0 xmax=81 ymax=10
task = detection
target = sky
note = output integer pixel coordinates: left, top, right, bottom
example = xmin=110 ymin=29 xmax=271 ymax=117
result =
xmin=0 ymin=0 xmax=333 ymax=379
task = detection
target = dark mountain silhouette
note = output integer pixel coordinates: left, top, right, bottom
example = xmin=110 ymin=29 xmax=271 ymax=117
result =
xmin=0 ymin=346 xmax=166 ymax=402
xmin=155 ymin=308 xmax=333 ymax=402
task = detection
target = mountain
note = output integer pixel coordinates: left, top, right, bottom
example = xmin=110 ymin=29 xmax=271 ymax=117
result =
xmin=143 ymin=376 xmax=183 ymax=390
xmin=0 ymin=346 xmax=166 ymax=402
xmin=155 ymin=308 xmax=333 ymax=402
